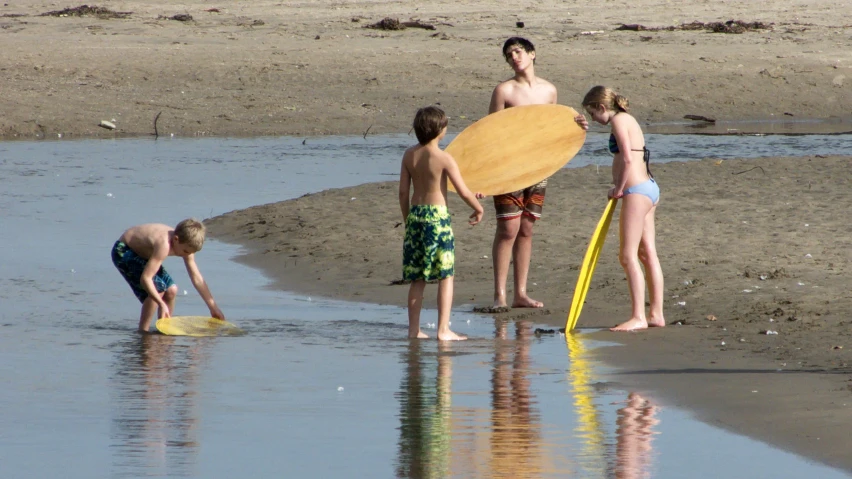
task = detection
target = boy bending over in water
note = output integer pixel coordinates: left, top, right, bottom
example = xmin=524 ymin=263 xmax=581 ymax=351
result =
xmin=111 ymin=218 xmax=225 ymax=332
xmin=582 ymin=86 xmax=665 ymax=332
xmin=399 ymin=106 xmax=484 ymax=340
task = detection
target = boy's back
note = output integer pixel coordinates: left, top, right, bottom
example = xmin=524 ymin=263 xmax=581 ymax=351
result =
xmin=119 ymin=223 xmax=172 ymax=259
xmin=402 ymin=143 xmax=453 ymax=208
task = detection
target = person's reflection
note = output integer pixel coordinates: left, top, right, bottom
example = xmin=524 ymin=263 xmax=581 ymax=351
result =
xmin=110 ymin=334 xmax=206 ymax=477
xmin=566 ymin=331 xmax=607 ymax=475
xmin=489 ymin=319 xmax=543 ymax=477
xmin=613 ymin=392 xmax=658 ymax=479
xmin=395 ymin=341 xmax=453 ymax=479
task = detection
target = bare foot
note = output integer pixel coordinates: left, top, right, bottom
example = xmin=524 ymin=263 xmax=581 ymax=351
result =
xmin=437 ymin=330 xmax=468 ymax=341
xmin=492 ymin=296 xmax=509 ymax=309
xmin=512 ymin=295 xmax=544 ymax=308
xmin=610 ymin=318 xmax=649 ymax=332
xmin=647 ymin=315 xmax=666 ymax=328
xmin=408 ymin=330 xmax=429 ymax=339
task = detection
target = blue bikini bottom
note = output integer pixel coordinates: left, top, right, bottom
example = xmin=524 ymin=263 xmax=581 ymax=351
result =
xmin=623 ymin=178 xmax=660 ymax=204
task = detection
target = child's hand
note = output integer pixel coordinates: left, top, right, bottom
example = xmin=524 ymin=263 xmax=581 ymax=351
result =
xmin=475 ymin=192 xmax=486 ymax=199
xmin=210 ymin=305 xmax=225 ymax=321
xmin=574 ymin=114 xmax=589 ymax=131
xmin=158 ymin=304 xmax=171 ymax=319
xmin=608 ymin=187 xmax=623 ymax=199
xmin=469 ymin=209 xmax=484 ymax=225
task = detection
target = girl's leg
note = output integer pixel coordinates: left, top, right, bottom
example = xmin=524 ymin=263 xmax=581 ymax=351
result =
xmin=407 ymin=280 xmax=428 ymax=338
xmin=638 ymin=205 xmax=665 ymax=327
xmin=437 ymin=276 xmax=467 ymax=341
xmin=611 ymin=194 xmax=654 ymax=332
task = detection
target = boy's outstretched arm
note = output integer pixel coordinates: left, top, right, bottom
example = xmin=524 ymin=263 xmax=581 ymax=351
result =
xmin=184 ymin=254 xmax=225 ymax=320
xmin=445 ymin=155 xmax=484 ymax=225
xmin=398 ymin=160 xmax=411 ymax=222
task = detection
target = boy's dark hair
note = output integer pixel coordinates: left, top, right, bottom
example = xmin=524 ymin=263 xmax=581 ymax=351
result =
xmin=502 ymin=37 xmax=536 ymax=62
xmin=412 ymin=106 xmax=448 ymax=145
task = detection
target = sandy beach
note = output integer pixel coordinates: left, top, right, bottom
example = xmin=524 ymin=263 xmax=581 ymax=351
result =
xmin=1 ymin=0 xmax=850 ymax=139
xmin=5 ymin=0 xmax=852 ymax=473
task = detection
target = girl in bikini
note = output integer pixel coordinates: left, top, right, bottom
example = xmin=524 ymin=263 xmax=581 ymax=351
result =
xmin=582 ymin=86 xmax=665 ymax=332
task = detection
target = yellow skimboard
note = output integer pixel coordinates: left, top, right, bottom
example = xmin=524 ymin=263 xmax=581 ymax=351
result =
xmin=155 ymin=316 xmax=245 ymax=337
xmin=445 ymin=104 xmax=586 ymax=196
xmin=565 ymin=198 xmax=618 ymax=331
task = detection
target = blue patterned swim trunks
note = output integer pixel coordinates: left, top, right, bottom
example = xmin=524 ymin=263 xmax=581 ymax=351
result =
xmin=111 ymin=240 xmax=175 ymax=302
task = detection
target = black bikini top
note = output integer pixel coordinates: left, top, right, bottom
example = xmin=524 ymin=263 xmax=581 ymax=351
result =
xmin=608 ymin=133 xmax=653 ymax=178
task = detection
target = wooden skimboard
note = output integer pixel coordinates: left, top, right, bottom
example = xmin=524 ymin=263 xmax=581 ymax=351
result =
xmin=155 ymin=316 xmax=245 ymax=337
xmin=565 ymin=198 xmax=618 ymax=331
xmin=446 ymin=104 xmax=586 ymax=196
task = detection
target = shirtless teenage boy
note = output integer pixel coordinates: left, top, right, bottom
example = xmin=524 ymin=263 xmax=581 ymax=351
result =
xmin=487 ymin=37 xmax=588 ymax=311
xmin=111 ymin=219 xmax=225 ymax=332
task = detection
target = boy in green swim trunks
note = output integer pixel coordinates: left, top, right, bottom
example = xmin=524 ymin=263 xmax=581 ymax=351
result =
xmin=399 ymin=106 xmax=484 ymax=341
xmin=111 ymin=218 xmax=225 ymax=332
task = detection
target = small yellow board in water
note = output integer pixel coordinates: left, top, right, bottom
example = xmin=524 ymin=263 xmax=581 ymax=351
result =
xmin=565 ymin=198 xmax=618 ymax=331
xmin=445 ymin=104 xmax=586 ymax=196
xmin=155 ymin=316 xmax=245 ymax=337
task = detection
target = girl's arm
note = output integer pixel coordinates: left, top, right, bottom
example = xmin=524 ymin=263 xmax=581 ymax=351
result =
xmin=610 ymin=115 xmax=634 ymax=197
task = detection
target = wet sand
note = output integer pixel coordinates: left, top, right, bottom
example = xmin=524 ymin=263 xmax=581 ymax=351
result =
xmin=207 ymin=155 xmax=852 ymax=471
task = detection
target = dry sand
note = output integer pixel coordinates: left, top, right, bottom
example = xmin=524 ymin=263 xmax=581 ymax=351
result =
xmin=1 ymin=0 xmax=851 ymax=139
xmin=5 ymin=0 xmax=852 ymax=472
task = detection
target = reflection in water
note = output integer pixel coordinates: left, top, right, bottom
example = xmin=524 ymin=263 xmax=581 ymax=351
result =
xmin=395 ymin=341 xmax=453 ymax=478
xmin=566 ymin=332 xmax=659 ymax=479
xmin=394 ymin=328 xmax=662 ymax=478
xmin=566 ymin=332 xmax=607 ymax=476
xmin=110 ymin=334 xmax=208 ymax=478
xmin=489 ymin=320 xmax=544 ymax=478
xmin=613 ymin=393 xmax=658 ymax=479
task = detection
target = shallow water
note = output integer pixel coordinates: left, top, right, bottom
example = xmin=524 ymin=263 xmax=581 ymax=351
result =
xmin=1 ymin=135 xmax=851 ymax=478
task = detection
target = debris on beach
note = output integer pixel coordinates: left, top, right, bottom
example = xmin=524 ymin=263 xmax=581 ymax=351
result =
xmin=684 ymin=114 xmax=716 ymax=123
xmin=41 ymin=5 xmax=132 ymax=19
xmin=236 ymin=18 xmax=265 ymax=27
xmin=98 ymin=120 xmax=116 ymax=130
xmin=616 ymin=20 xmax=773 ymax=34
xmin=534 ymin=328 xmax=556 ymax=335
xmin=706 ymin=314 xmax=717 ymax=321
xmin=763 ymin=330 xmax=779 ymax=335
xmin=743 ymin=267 xmax=788 ymax=280
xmin=472 ymin=305 xmax=510 ymax=314
xmin=161 ymin=13 xmax=193 ymax=22
xmin=365 ymin=17 xmax=436 ymax=31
